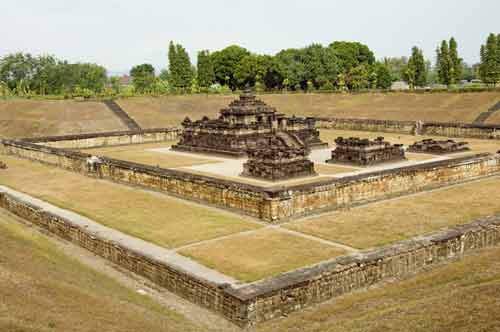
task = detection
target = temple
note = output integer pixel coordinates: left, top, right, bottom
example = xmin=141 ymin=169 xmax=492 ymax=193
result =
xmin=408 ymin=139 xmax=470 ymax=154
xmin=241 ymin=132 xmax=316 ymax=181
xmin=327 ymin=136 xmax=406 ymax=166
xmin=172 ymin=90 xmax=327 ymax=157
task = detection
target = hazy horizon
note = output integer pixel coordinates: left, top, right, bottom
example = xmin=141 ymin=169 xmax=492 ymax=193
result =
xmin=1 ymin=0 xmax=498 ymax=74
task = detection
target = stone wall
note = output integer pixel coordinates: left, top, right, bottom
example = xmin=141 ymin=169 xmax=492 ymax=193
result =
xmin=422 ymin=122 xmax=500 ymax=140
xmin=2 ymin=138 xmax=500 ymax=223
xmin=238 ymin=216 xmax=500 ymax=325
xmin=315 ymin=117 xmax=417 ymax=134
xmin=1 ymin=186 xmax=499 ymax=327
xmin=0 ymin=190 xmax=248 ymax=327
xmin=271 ymin=153 xmax=500 ymax=221
xmin=22 ymin=128 xmax=180 ymax=149
xmin=315 ymin=117 xmax=500 ymax=140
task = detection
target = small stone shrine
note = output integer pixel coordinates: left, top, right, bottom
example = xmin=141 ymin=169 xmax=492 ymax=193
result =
xmin=408 ymin=139 xmax=470 ymax=154
xmin=327 ymin=136 xmax=406 ymax=166
xmin=172 ymin=89 xmax=326 ymax=157
xmin=241 ymin=132 xmax=316 ymax=181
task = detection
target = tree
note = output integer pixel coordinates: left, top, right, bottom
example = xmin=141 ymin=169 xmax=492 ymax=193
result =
xmin=130 ymin=63 xmax=155 ymax=93
xmin=436 ymin=38 xmax=463 ymax=86
xmin=402 ymin=46 xmax=427 ymax=88
xmin=197 ymin=50 xmax=215 ymax=88
xmin=329 ymin=41 xmax=375 ymax=74
xmin=374 ymin=63 xmax=392 ymax=89
xmin=168 ymin=41 xmax=193 ymax=89
xmin=449 ymin=37 xmax=462 ymax=84
xmin=436 ymin=40 xmax=452 ymax=85
xmin=211 ymin=45 xmax=250 ymax=89
xmin=276 ymin=48 xmax=307 ymax=90
xmin=479 ymin=33 xmax=500 ymax=86
xmin=383 ymin=57 xmax=408 ymax=81
xmin=347 ymin=65 xmax=369 ymax=90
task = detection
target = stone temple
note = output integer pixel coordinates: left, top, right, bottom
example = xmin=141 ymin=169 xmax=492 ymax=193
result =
xmin=172 ymin=90 xmax=327 ymax=157
xmin=408 ymin=139 xmax=470 ymax=154
xmin=327 ymin=136 xmax=406 ymax=166
xmin=241 ymin=132 xmax=316 ymax=181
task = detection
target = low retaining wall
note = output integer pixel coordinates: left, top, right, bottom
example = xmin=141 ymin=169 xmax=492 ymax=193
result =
xmin=22 ymin=128 xmax=180 ymax=149
xmin=0 ymin=189 xmax=247 ymax=327
xmin=422 ymin=122 xmax=500 ymax=140
xmin=238 ymin=216 xmax=500 ymax=325
xmin=315 ymin=117 xmax=500 ymax=139
xmin=1 ymin=187 xmax=499 ymax=327
xmin=2 ymin=138 xmax=500 ymax=222
xmin=316 ymin=117 xmax=417 ymax=134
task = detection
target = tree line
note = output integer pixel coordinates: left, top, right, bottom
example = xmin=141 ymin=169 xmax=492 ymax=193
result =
xmin=1 ymin=33 xmax=499 ymax=98
xmin=0 ymin=53 xmax=107 ymax=97
xmin=124 ymin=34 xmax=500 ymax=94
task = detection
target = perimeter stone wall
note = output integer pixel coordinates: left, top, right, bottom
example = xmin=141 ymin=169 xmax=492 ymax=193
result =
xmin=1 ymin=138 xmax=500 ymax=222
xmin=315 ymin=117 xmax=500 ymax=139
xmin=22 ymin=128 xmax=180 ymax=149
xmin=1 ymin=187 xmax=499 ymax=327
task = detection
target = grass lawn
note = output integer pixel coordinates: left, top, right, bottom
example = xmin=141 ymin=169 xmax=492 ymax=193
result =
xmin=116 ymin=93 xmax=500 ymax=129
xmin=86 ymin=142 xmax=218 ymax=169
xmin=0 ymin=156 xmax=260 ymax=248
xmin=179 ymin=228 xmax=346 ymax=282
xmin=0 ymin=209 xmax=204 ymax=332
xmin=285 ymin=177 xmax=500 ymax=249
xmin=256 ymin=245 xmax=500 ymax=332
xmin=0 ymin=99 xmax=127 ymax=138
xmin=315 ymin=163 xmax=359 ymax=175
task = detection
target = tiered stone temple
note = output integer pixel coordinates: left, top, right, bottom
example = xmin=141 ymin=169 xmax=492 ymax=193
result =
xmin=408 ymin=139 xmax=470 ymax=154
xmin=172 ymin=90 xmax=327 ymax=157
xmin=241 ymin=132 xmax=316 ymax=181
xmin=327 ymin=136 xmax=406 ymax=166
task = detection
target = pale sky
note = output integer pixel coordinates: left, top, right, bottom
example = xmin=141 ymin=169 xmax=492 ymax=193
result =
xmin=1 ymin=0 xmax=498 ymax=74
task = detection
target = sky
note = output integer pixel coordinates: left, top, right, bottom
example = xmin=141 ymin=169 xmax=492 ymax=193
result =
xmin=1 ymin=0 xmax=498 ymax=74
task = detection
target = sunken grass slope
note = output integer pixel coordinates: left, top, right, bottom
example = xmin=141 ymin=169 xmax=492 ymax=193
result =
xmin=0 ymin=99 xmax=127 ymax=138
xmin=0 ymin=209 xmax=204 ymax=332
xmin=117 ymin=92 xmax=500 ymax=128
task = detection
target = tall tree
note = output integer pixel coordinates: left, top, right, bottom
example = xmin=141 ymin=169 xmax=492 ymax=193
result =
xmin=168 ymin=41 xmax=193 ymax=89
xmin=130 ymin=63 xmax=155 ymax=93
xmin=436 ymin=40 xmax=452 ymax=85
xmin=449 ymin=37 xmax=462 ymax=84
xmin=402 ymin=46 xmax=427 ymax=88
xmin=479 ymin=33 xmax=500 ymax=86
xmin=197 ymin=50 xmax=215 ymax=88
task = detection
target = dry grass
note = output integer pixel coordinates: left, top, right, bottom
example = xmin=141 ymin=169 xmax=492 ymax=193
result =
xmin=286 ymin=177 xmax=500 ymax=249
xmin=117 ymin=92 xmax=500 ymax=128
xmin=315 ymin=163 xmax=359 ymax=175
xmin=0 ymin=99 xmax=127 ymax=138
xmin=0 ymin=209 xmax=204 ymax=332
xmin=256 ymin=245 xmax=500 ymax=332
xmin=179 ymin=228 xmax=346 ymax=282
xmin=320 ymin=129 xmax=500 ymax=154
xmin=86 ymin=143 xmax=219 ymax=169
xmin=0 ymin=156 xmax=259 ymax=248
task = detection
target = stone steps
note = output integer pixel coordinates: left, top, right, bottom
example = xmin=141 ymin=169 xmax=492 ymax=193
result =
xmin=103 ymin=100 xmax=141 ymax=131
xmin=473 ymin=101 xmax=500 ymax=124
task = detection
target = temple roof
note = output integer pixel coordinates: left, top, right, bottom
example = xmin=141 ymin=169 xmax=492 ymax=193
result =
xmin=219 ymin=89 xmax=277 ymax=116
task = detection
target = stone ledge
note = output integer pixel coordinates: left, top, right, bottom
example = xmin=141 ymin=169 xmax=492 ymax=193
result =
xmin=21 ymin=127 xmax=180 ymax=143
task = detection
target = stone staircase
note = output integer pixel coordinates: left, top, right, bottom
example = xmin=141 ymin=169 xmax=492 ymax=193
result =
xmin=276 ymin=131 xmax=305 ymax=148
xmin=473 ymin=101 xmax=500 ymax=124
xmin=103 ymin=100 xmax=141 ymax=131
